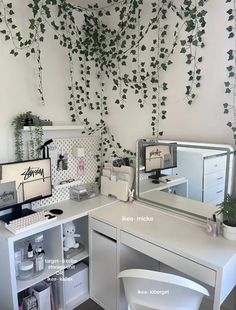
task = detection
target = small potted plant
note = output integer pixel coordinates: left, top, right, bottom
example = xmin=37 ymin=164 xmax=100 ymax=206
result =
xmin=216 ymin=194 xmax=236 ymax=240
xmin=12 ymin=111 xmax=43 ymax=161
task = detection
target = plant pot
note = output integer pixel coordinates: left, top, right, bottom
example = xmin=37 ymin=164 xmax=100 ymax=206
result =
xmin=222 ymin=223 xmax=236 ymax=240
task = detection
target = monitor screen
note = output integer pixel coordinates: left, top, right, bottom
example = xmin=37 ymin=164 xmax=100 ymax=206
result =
xmin=0 ymin=158 xmax=52 ymax=211
xmin=145 ymin=143 xmax=177 ymax=173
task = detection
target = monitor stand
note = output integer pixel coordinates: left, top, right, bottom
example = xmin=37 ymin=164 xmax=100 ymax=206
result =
xmin=148 ymin=170 xmax=166 ymax=184
xmin=0 ymin=204 xmax=36 ymax=223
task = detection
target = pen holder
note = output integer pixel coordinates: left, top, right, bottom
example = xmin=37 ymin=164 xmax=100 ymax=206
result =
xmin=206 ymin=219 xmax=221 ymax=237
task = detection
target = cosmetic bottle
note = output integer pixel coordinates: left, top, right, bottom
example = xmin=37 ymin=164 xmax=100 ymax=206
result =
xmin=27 ymin=243 xmax=34 ymax=259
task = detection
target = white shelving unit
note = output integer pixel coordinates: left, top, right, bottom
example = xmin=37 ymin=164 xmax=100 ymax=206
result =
xmin=0 ymin=196 xmax=115 ymax=310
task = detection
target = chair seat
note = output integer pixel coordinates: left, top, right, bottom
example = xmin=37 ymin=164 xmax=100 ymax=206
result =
xmin=118 ymin=269 xmax=209 ymax=310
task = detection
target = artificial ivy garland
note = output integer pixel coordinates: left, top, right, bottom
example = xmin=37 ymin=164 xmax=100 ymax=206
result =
xmin=0 ymin=0 xmax=208 ymax=170
xmin=224 ymin=0 xmax=236 ymax=144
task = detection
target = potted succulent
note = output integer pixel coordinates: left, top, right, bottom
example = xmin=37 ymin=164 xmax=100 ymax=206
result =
xmin=216 ymin=194 xmax=236 ymax=240
xmin=12 ymin=111 xmax=43 ymax=161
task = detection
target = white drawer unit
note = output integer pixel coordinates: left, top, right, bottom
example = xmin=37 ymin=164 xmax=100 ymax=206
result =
xmin=204 ymin=155 xmax=227 ymax=175
xmin=204 ymin=169 xmax=225 ymax=190
xmin=172 ymin=146 xmax=234 ymax=206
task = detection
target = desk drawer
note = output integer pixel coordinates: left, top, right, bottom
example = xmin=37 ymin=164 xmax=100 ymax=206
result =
xmin=204 ymin=170 xmax=225 ymax=190
xmin=120 ymin=231 xmax=216 ymax=287
xmin=203 ymin=184 xmax=224 ymax=204
xmin=90 ymin=218 xmax=117 ymax=240
xmin=204 ymin=156 xmax=226 ymax=175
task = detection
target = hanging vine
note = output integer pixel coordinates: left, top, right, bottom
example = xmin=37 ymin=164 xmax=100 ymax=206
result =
xmin=0 ymin=0 xmax=209 ymax=175
xmin=173 ymin=0 xmax=208 ymax=105
xmin=224 ymin=0 xmax=236 ymax=144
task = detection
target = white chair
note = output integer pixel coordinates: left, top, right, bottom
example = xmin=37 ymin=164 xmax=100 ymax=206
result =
xmin=118 ymin=269 xmax=209 ymax=310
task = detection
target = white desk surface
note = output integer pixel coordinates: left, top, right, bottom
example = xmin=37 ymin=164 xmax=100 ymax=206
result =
xmin=140 ymin=175 xmax=187 ymax=194
xmin=90 ymin=200 xmax=236 ymax=271
xmin=140 ymin=190 xmax=216 ymax=219
xmin=0 ymin=195 xmax=117 ymax=241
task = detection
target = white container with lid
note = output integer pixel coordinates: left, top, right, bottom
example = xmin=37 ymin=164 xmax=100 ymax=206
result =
xmin=35 ymin=234 xmax=44 ymax=253
xmin=19 ymin=260 xmax=34 ymax=279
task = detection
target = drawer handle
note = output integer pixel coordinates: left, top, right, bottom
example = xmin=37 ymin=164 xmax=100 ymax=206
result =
xmin=216 ymin=177 xmax=223 ymax=180
xmin=93 ymin=230 xmax=116 ymax=243
xmin=216 ymin=190 xmax=223 ymax=194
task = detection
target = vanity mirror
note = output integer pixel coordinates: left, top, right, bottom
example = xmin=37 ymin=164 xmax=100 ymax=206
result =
xmin=136 ymin=138 xmax=235 ymax=219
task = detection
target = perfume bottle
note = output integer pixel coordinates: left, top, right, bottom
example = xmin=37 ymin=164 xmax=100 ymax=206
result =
xmin=27 ymin=243 xmax=34 ymax=259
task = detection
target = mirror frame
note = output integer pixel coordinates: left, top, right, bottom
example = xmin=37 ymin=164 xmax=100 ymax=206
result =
xmin=136 ymin=138 xmax=234 ymax=221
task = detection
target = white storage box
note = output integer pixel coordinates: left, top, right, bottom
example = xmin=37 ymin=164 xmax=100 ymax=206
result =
xmin=64 ymin=262 xmax=88 ymax=307
xmin=29 ymin=281 xmax=51 ymax=310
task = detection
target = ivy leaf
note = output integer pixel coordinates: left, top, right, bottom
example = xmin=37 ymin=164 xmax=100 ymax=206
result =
xmin=161 ymin=63 xmax=167 ymax=71
xmin=29 ymin=19 xmax=35 ymax=30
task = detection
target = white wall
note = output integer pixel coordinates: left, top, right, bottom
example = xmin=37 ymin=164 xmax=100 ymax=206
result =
xmin=0 ymin=2 xmax=71 ymax=162
xmin=0 ymin=0 xmax=235 ymax=164
xmin=159 ymin=0 xmax=234 ymax=145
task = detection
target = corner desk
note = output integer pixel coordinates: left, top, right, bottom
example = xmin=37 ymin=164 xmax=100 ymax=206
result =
xmin=89 ymin=200 xmax=236 ymax=310
xmin=0 ymin=196 xmax=236 ymax=310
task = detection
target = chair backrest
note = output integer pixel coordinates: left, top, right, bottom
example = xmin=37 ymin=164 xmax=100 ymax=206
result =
xmin=118 ymin=269 xmax=209 ymax=310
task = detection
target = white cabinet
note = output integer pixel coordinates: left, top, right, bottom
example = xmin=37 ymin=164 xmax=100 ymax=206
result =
xmin=0 ymin=213 xmax=89 ymax=310
xmin=89 ymin=218 xmax=117 ymax=310
xmin=173 ymin=147 xmax=234 ymax=205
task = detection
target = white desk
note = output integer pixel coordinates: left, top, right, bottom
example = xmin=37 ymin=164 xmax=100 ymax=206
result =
xmin=140 ymin=175 xmax=188 ymax=197
xmin=89 ymin=200 xmax=236 ymax=310
xmin=1 ymin=195 xmax=236 ymax=310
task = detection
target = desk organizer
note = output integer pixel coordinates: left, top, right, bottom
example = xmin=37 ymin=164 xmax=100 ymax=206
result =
xmin=101 ymin=165 xmax=134 ymax=201
xmin=69 ymin=183 xmax=99 ymax=202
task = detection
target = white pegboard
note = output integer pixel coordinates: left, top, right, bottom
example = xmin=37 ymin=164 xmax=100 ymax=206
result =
xmin=32 ymin=135 xmax=100 ymax=209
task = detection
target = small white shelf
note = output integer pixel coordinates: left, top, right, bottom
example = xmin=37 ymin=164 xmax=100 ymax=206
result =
xmin=63 ymin=248 xmax=89 ymax=270
xmin=53 ymin=179 xmax=81 ymax=190
xmin=17 ymin=262 xmax=61 ymax=293
xmin=23 ymin=125 xmax=84 ymax=131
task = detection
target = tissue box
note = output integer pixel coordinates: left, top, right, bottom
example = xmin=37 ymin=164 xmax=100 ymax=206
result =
xmin=64 ymin=262 xmax=88 ymax=306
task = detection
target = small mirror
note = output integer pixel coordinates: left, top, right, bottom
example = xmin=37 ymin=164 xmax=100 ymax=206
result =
xmin=136 ymin=138 xmax=234 ymax=219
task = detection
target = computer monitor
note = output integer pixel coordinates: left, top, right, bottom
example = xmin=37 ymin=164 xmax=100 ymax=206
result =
xmin=0 ymin=158 xmax=52 ymax=222
xmin=144 ymin=142 xmax=177 ymax=183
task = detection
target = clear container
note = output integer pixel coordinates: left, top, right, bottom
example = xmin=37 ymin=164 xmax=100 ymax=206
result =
xmin=70 ymin=183 xmax=99 ymax=202
xmin=18 ymin=260 xmax=34 ymax=280
xmin=35 ymin=253 xmax=45 ymax=273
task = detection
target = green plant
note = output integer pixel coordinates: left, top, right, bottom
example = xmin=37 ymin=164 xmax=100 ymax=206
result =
xmin=0 ymin=0 xmax=209 ymax=179
xmin=216 ymin=194 xmax=236 ymax=227
xmin=12 ymin=111 xmax=43 ymax=161
xmin=224 ymin=0 xmax=236 ymax=145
